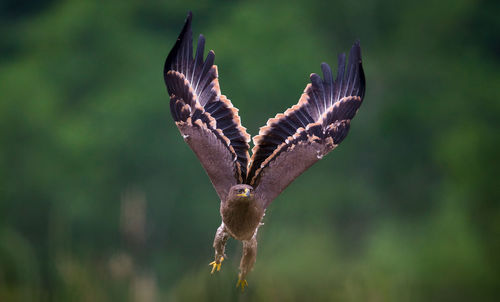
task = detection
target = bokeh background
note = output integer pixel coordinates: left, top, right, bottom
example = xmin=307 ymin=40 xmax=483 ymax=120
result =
xmin=1 ymin=0 xmax=499 ymax=301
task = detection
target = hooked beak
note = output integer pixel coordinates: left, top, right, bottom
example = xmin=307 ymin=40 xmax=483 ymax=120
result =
xmin=236 ymin=188 xmax=251 ymax=197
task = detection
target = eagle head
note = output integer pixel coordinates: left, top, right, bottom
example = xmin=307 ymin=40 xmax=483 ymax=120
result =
xmin=228 ymin=184 xmax=255 ymax=201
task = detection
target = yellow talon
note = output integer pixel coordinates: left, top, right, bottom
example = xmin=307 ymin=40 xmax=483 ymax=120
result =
xmin=209 ymin=256 xmax=224 ymax=274
xmin=236 ymin=279 xmax=248 ymax=292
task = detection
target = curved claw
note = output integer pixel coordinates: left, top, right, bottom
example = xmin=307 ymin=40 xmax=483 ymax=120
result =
xmin=209 ymin=256 xmax=224 ymax=274
xmin=236 ymin=278 xmax=248 ymax=292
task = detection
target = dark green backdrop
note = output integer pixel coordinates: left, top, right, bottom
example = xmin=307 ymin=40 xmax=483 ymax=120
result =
xmin=1 ymin=0 xmax=498 ymax=301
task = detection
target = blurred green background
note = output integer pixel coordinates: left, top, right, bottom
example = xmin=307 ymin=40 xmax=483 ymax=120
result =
xmin=1 ymin=0 xmax=499 ymax=301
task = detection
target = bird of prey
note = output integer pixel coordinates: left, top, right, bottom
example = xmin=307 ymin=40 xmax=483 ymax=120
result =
xmin=163 ymin=12 xmax=365 ymax=290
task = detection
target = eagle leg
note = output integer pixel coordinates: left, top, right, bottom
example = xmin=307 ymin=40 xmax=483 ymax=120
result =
xmin=210 ymin=223 xmax=229 ymax=274
xmin=236 ymin=231 xmax=258 ymax=291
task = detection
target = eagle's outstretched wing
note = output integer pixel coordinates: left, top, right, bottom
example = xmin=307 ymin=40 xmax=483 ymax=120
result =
xmin=247 ymin=42 xmax=365 ymax=208
xmin=164 ymin=12 xmax=250 ymax=202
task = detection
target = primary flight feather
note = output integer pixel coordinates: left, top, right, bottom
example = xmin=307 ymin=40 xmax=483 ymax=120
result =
xmin=163 ymin=12 xmax=365 ymax=290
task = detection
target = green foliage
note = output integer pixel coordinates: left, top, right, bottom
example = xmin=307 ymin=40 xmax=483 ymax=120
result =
xmin=1 ymin=0 xmax=499 ymax=301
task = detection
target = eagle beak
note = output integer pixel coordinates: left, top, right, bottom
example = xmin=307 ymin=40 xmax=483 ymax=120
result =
xmin=236 ymin=188 xmax=251 ymax=197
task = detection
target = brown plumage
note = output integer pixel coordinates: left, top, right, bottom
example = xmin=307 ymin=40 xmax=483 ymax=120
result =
xmin=163 ymin=12 xmax=365 ymax=290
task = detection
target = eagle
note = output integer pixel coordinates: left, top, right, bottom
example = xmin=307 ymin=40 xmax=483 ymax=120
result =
xmin=163 ymin=12 xmax=365 ymax=290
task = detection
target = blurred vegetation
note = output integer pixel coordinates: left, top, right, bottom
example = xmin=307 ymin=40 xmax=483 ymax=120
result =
xmin=0 ymin=0 xmax=499 ymax=301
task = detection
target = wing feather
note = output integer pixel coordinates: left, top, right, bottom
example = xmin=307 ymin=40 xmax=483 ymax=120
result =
xmin=247 ymin=42 xmax=365 ymax=208
xmin=164 ymin=12 xmax=251 ymax=201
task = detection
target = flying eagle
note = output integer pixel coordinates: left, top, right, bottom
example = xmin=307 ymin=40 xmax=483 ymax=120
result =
xmin=163 ymin=12 xmax=365 ymax=290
